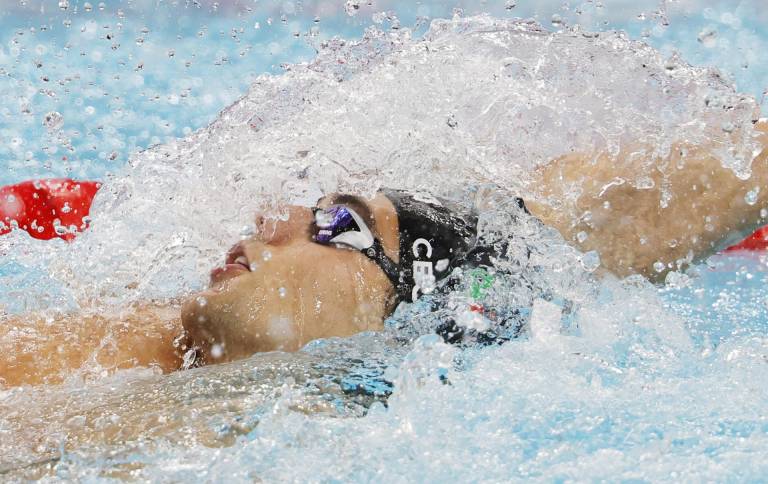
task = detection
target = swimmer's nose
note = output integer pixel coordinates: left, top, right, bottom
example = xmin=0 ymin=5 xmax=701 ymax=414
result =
xmin=252 ymin=205 xmax=313 ymax=245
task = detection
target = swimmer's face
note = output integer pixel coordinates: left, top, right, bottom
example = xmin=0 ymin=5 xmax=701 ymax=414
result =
xmin=181 ymin=193 xmax=400 ymax=363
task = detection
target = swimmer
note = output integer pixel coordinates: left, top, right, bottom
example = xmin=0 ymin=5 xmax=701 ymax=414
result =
xmin=2 ymin=119 xmax=768 ymax=387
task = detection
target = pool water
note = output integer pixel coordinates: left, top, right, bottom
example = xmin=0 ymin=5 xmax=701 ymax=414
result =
xmin=2 ymin=1 xmax=768 ymax=481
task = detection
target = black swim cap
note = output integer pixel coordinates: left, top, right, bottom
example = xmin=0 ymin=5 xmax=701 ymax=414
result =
xmin=382 ymin=190 xmax=477 ymax=302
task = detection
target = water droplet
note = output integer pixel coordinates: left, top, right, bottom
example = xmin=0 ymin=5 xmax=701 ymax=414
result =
xmin=262 ymin=250 xmax=272 ymax=261
xmin=551 ymin=14 xmax=563 ymax=27
xmin=98 ymin=2 xmax=105 ymax=11
xmin=278 ymin=287 xmax=287 ymax=298
xmin=580 ymin=251 xmax=600 ymax=272
xmin=196 ymin=296 xmax=207 ymax=307
xmin=653 ymin=261 xmax=666 ymax=273
xmin=745 ymin=187 xmax=760 ymax=206
xmin=167 ymin=49 xmax=175 ymax=58
xmin=253 ymin=22 xmax=260 ymax=30
xmin=83 ymin=2 xmax=92 ymax=12
xmin=58 ymin=0 xmax=69 ymax=10
xmin=697 ymin=27 xmax=718 ymax=48
xmin=665 ymin=271 xmax=691 ymax=289
xmin=42 ymin=111 xmax=64 ymax=130
xmin=211 ymin=344 xmax=224 ymax=359
xmin=576 ymin=231 xmax=588 ymax=243
xmin=239 ymin=224 xmax=256 ymax=238
xmin=344 ymin=0 xmax=360 ymax=16
xmin=635 ymin=176 xmax=655 ymax=189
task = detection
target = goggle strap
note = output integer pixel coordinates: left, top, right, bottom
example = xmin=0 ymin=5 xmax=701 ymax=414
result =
xmin=364 ymin=238 xmax=412 ymax=301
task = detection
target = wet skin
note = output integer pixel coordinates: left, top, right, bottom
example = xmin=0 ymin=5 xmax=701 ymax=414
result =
xmin=180 ymin=193 xmax=401 ymax=364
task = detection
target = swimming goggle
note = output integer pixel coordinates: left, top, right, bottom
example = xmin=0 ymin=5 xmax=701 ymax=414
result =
xmin=312 ymin=205 xmax=374 ymax=250
xmin=312 ymin=204 xmax=404 ymax=296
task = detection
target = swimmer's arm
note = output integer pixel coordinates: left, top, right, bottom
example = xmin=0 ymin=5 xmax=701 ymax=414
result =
xmin=0 ymin=303 xmax=183 ymax=387
xmin=527 ymin=120 xmax=768 ymax=280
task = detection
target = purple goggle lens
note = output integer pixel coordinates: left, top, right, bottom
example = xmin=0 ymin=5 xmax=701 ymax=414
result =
xmin=313 ymin=205 xmax=374 ymax=250
xmin=313 ymin=205 xmax=360 ymax=244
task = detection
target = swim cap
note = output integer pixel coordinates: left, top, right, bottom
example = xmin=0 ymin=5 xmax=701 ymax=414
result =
xmin=383 ymin=190 xmax=477 ymax=302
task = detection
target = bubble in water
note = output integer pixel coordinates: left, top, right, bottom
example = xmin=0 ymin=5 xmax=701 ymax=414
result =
xmin=745 ymin=187 xmax=760 ymax=206
xmin=697 ymin=27 xmax=718 ymax=48
xmin=761 ymin=208 xmax=767 ymax=218
xmin=551 ymin=14 xmax=563 ymax=27
xmin=98 ymin=2 xmax=105 ymax=11
xmin=83 ymin=2 xmax=92 ymax=12
xmin=504 ymin=0 xmax=516 ymax=10
xmin=249 ymin=262 xmax=260 ymax=272
xmin=58 ymin=0 xmax=68 ymax=10
xmin=60 ymin=202 xmax=71 ymax=214
xmin=576 ymin=231 xmax=588 ymax=243
xmin=653 ymin=261 xmax=666 ymax=273
xmin=196 ymin=296 xmax=207 ymax=307
xmin=721 ymin=121 xmax=735 ymax=133
xmin=42 ymin=111 xmax=64 ymax=130
xmin=167 ymin=49 xmax=175 ymax=58
xmin=262 ymin=250 xmax=272 ymax=261
xmin=344 ymin=0 xmax=360 ymax=16
xmin=278 ymin=287 xmax=287 ymax=298
xmin=254 ymin=22 xmax=260 ymax=29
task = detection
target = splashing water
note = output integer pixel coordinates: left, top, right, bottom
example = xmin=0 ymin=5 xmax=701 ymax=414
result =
xmin=2 ymin=14 xmax=768 ymax=481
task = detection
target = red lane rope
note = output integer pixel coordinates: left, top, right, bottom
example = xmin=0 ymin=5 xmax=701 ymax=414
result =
xmin=0 ymin=179 xmax=101 ymax=241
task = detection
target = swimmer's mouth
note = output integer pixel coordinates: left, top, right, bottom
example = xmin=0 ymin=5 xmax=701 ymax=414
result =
xmin=210 ymin=242 xmax=251 ymax=285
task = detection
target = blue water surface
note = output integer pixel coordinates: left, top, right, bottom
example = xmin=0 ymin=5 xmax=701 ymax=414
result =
xmin=1 ymin=0 xmax=767 ymax=185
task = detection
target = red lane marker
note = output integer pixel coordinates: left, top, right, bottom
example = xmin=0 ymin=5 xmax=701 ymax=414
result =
xmin=0 ymin=179 xmax=101 ymax=241
xmin=724 ymin=226 xmax=768 ymax=252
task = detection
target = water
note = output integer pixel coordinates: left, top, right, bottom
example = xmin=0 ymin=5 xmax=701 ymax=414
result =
xmin=2 ymin=2 xmax=768 ymax=481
